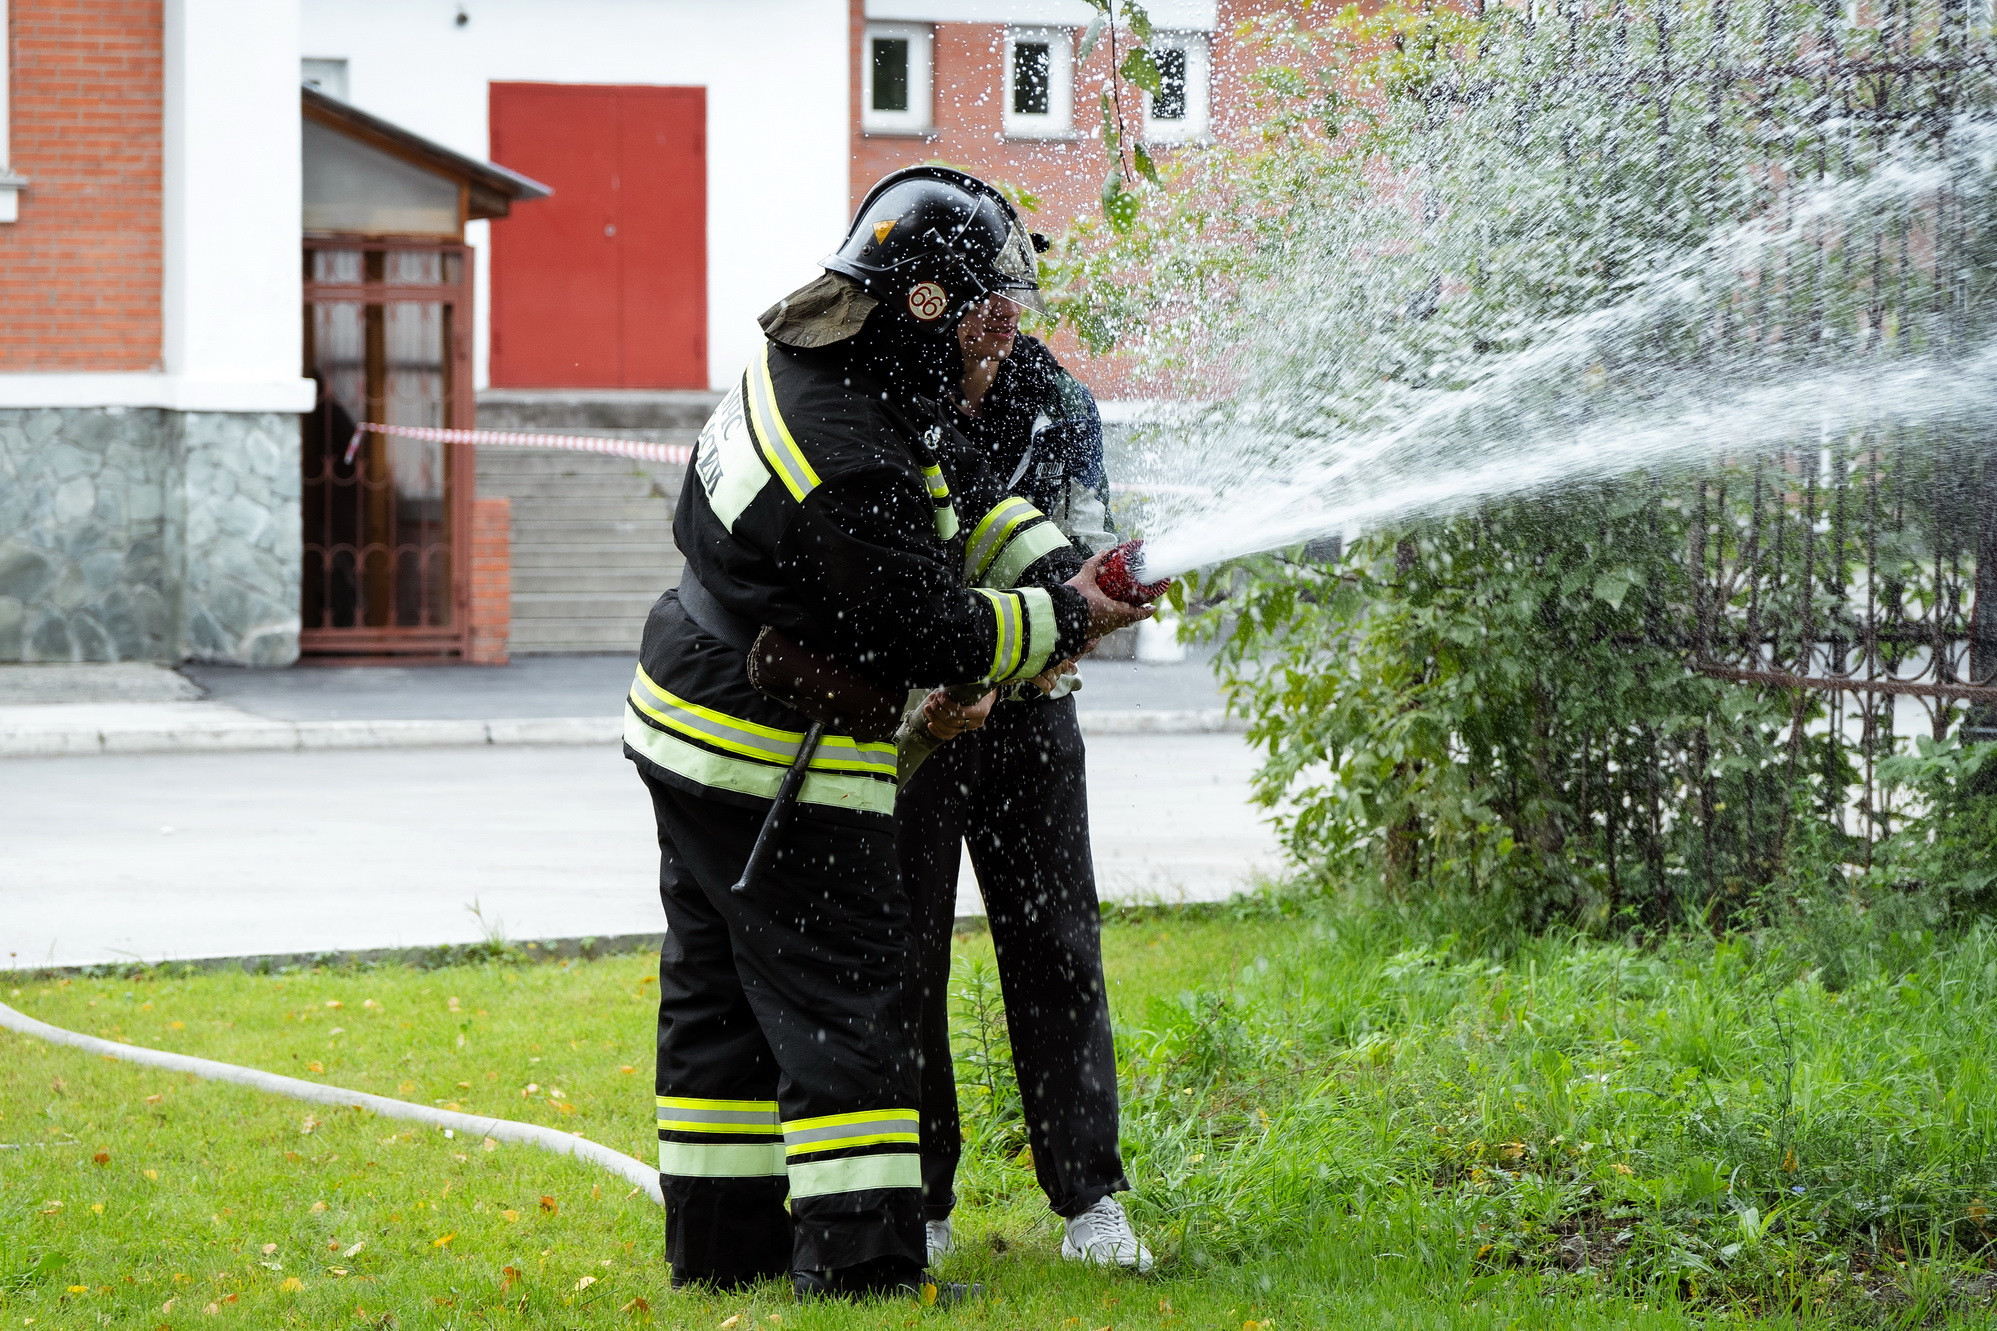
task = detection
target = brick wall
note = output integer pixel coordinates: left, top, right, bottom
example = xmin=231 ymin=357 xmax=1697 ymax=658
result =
xmin=847 ymin=1 xmax=1335 ymax=392
xmin=0 ymin=0 xmax=164 ymax=370
xmin=466 ymin=496 xmax=511 ymax=665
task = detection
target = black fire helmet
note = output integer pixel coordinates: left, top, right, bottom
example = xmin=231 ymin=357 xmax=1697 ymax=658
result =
xmin=822 ymin=166 xmax=1046 ymax=332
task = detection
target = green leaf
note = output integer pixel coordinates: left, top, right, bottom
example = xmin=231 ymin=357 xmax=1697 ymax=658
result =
xmin=1124 ymin=0 xmax=1154 ymax=43
xmin=1099 ymin=91 xmax=1121 ymax=159
xmin=1077 ymin=12 xmax=1108 ymax=62
xmin=1101 ymin=169 xmax=1140 ymax=232
xmin=1592 ymin=568 xmax=1637 ymax=609
xmin=1120 ymin=46 xmax=1164 ymax=97
xmin=1133 ymin=142 xmax=1161 ymax=185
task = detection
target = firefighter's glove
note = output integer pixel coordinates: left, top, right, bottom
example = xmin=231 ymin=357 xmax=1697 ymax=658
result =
xmin=921 ymin=687 xmax=996 ymax=741
xmin=1029 ymin=658 xmax=1080 ymax=697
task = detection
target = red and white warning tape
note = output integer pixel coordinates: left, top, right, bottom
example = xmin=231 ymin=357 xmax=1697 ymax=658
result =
xmin=342 ymin=420 xmax=1210 ymax=496
xmin=343 ymin=421 xmax=693 ymax=468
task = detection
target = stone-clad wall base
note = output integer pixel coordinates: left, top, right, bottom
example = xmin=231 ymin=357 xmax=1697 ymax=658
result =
xmin=177 ymin=411 xmax=301 ymax=667
xmin=0 ymin=407 xmax=301 ymax=665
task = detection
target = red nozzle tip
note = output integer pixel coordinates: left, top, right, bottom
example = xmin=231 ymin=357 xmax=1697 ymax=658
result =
xmin=1098 ymin=540 xmax=1172 ymax=606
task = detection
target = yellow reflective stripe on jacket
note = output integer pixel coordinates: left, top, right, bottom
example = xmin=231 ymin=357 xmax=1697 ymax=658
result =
xmin=746 ymin=342 xmax=821 ymax=502
xmin=964 ymin=496 xmax=1044 ymax=583
xmin=659 ymin=1140 xmax=789 ymax=1179
xmin=921 ymin=464 xmax=959 ymax=538
xmin=1016 ymin=585 xmax=1057 ymax=680
xmin=788 ymin=1152 xmax=920 ymax=1198
xmin=982 ymin=519 xmax=1070 ymax=589
xmin=975 ymin=588 xmax=1023 ymax=683
xmin=628 ymin=667 xmax=895 ymax=778
xmin=623 ymin=712 xmax=896 ymax=817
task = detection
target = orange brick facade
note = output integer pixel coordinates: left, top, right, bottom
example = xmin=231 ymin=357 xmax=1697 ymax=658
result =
xmin=466 ymin=496 xmax=512 ymax=665
xmin=0 ymin=0 xmax=164 ymax=370
xmin=847 ymin=2 xmax=1325 ymax=391
xmin=848 ymin=2 xmax=1319 ymax=226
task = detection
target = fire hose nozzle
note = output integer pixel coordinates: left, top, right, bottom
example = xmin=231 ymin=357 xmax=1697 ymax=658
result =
xmin=1097 ymin=540 xmax=1173 ymax=606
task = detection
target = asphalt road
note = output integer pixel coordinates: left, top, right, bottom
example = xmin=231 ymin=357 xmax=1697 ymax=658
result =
xmin=1 ymin=733 xmax=1278 ymax=970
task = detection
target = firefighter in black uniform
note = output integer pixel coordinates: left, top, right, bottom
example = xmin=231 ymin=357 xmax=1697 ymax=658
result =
xmin=896 ymin=286 xmax=1155 ymax=1271
xmin=623 ymin=166 xmax=1152 ymax=1300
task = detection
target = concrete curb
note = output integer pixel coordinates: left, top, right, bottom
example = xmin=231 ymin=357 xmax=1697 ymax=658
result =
xmin=1 ymin=707 xmax=1242 ymax=758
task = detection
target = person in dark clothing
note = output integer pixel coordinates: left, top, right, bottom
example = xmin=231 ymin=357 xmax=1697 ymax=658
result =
xmin=896 ymin=291 xmax=1155 ymax=1272
xmin=626 ymin=166 xmax=1153 ymax=1301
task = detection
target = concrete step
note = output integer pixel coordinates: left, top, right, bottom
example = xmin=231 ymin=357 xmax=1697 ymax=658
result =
xmin=513 ymin=568 xmax=670 ymax=595
xmin=503 ymin=539 xmax=682 ymax=559
xmin=509 ymin=521 xmax=672 ymax=541
xmin=507 ymin=595 xmax=657 ymax=612
xmin=487 ymin=483 xmax=674 ymax=504
xmin=477 ymin=454 xmax=690 ymax=481
xmin=478 ymin=388 xmax=721 ymax=431
xmin=504 ymin=498 xmax=675 ymax=521
xmin=512 ymin=629 xmax=649 ymax=654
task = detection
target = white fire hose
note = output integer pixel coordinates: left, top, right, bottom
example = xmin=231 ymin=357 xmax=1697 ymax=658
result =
xmin=0 ymin=999 xmax=662 ymax=1205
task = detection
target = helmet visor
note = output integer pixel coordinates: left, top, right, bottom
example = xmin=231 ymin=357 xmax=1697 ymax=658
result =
xmin=991 ymin=222 xmax=1048 ymax=315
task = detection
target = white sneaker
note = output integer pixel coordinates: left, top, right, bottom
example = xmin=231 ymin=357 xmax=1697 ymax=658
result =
xmin=1060 ymin=1196 xmax=1154 ymax=1273
xmin=925 ymin=1218 xmax=956 ymax=1264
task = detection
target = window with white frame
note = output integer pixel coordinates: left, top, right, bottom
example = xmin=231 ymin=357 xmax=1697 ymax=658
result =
xmin=1143 ymin=32 xmax=1210 ymax=143
xmin=0 ymin=0 xmax=20 ymax=223
xmin=1003 ymin=27 xmax=1074 ymax=139
xmin=863 ymin=23 xmax=933 ymax=135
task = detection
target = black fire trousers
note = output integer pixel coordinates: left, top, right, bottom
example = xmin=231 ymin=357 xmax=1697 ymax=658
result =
xmin=642 ymin=773 xmax=924 ymax=1288
xmin=895 ymin=692 xmax=1131 ymax=1221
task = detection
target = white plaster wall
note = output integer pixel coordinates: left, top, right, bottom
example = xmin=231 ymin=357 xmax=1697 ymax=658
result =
xmin=300 ymin=0 xmax=850 ymax=392
xmin=162 ymin=0 xmax=314 ymax=411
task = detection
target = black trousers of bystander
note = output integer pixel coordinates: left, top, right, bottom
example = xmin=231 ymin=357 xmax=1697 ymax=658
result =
xmin=896 ymin=693 xmax=1132 ymax=1222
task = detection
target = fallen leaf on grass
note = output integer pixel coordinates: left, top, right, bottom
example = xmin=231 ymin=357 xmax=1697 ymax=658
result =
xmin=305 ymin=1062 xmax=324 ymax=1074
xmin=501 ymin=1209 xmax=520 ymax=1223
xmin=299 ymin=1115 xmax=321 ymax=1135
xmin=145 ymin=1094 xmax=163 ymax=1104
xmin=160 ymin=1298 xmax=175 ymax=1314
xmin=576 ymin=1276 xmax=597 ymax=1292
xmin=719 ymin=1316 xmax=741 ymax=1329
xmin=310 ymin=1200 xmax=328 ymax=1213
xmin=620 ymin=1296 xmax=650 ymax=1314
xmin=262 ymin=1244 xmax=279 ymax=1255
xmin=398 ymin=1081 xmax=417 ymax=1095
xmin=144 ymin=1169 xmax=159 ymax=1180
xmin=502 ymin=1265 xmax=522 ymax=1291
xmin=432 ymin=1233 xmax=456 ymax=1248
xmin=169 ymin=1021 xmax=185 ymax=1030
xmin=204 ymin=1301 xmax=220 ymax=1313
xmin=482 ymin=1137 xmax=498 ymax=1152
xmin=619 ymin=1066 xmax=636 ymax=1074
xmin=281 ymin=1277 xmax=304 ymax=1292
xmin=93 ymin=1151 xmax=109 ymax=1164
xmin=539 ymin=1195 xmax=558 ymax=1214
xmin=344 ymin=1241 xmax=365 ymax=1258
xmin=91 ymin=1203 xmax=104 ymax=1214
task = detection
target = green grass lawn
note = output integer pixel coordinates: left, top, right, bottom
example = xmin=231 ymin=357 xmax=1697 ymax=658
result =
xmin=4 ymin=896 xmax=1994 ymax=1329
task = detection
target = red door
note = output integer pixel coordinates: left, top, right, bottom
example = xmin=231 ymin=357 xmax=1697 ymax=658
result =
xmin=488 ymin=83 xmax=707 ymax=388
